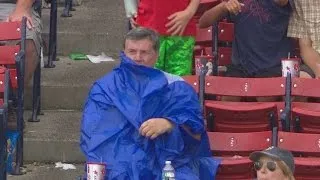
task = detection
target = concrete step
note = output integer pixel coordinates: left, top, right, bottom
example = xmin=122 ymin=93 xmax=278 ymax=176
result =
xmin=7 ymin=163 xmax=84 ymax=180
xmin=23 ymin=110 xmax=85 ymax=163
xmin=44 ymin=0 xmax=85 ymax=7
xmin=56 ymin=0 xmax=85 ymax=6
xmin=41 ymin=0 xmax=127 ymax=56
xmin=25 ymin=56 xmax=118 ymax=110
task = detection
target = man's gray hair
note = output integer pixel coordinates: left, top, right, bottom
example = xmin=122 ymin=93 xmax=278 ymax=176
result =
xmin=124 ymin=27 xmax=160 ymax=52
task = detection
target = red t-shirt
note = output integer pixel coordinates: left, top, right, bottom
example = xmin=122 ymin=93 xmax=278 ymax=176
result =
xmin=136 ymin=0 xmax=196 ymax=36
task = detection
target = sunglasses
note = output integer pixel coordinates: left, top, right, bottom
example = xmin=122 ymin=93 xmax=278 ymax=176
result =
xmin=254 ymin=161 xmax=277 ymax=172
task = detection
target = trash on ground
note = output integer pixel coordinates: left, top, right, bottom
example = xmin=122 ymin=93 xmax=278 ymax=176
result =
xmin=87 ymin=52 xmax=115 ymax=63
xmin=69 ymin=53 xmax=89 ymax=60
xmin=55 ymin=162 xmax=77 ymax=170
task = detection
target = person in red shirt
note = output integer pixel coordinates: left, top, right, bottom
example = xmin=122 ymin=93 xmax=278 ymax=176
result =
xmin=129 ymin=0 xmax=200 ymax=76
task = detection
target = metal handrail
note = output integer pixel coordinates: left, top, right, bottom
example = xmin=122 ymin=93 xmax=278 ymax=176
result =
xmin=45 ymin=0 xmax=58 ymax=68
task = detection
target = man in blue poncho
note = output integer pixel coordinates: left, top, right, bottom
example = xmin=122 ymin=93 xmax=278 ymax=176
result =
xmin=80 ymin=27 xmax=220 ymax=180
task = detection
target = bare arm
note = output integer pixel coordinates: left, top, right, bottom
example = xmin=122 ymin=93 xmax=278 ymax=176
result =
xmin=166 ymin=0 xmax=200 ymax=35
xmin=299 ymin=38 xmax=320 ymax=78
xmin=199 ymin=2 xmax=228 ymax=28
xmin=199 ymin=0 xmax=244 ymax=29
xmin=273 ymin=0 xmax=289 ymax=7
xmin=185 ymin=0 xmax=200 ymax=16
xmin=16 ymin=0 xmax=35 ymax=10
xmin=8 ymin=0 xmax=35 ymax=28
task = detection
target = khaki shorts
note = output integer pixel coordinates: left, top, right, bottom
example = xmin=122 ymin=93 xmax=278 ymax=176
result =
xmin=0 ymin=3 xmax=42 ymax=55
xmin=287 ymin=0 xmax=320 ymax=54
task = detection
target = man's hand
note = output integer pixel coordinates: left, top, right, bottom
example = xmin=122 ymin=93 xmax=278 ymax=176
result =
xmin=166 ymin=10 xmax=192 ymax=36
xmin=129 ymin=15 xmax=138 ymax=29
xmin=224 ymin=0 xmax=245 ymax=15
xmin=139 ymin=118 xmax=174 ymax=139
xmin=7 ymin=7 xmax=33 ymax=29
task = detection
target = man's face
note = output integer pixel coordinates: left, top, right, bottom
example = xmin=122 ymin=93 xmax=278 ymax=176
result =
xmin=124 ymin=39 xmax=158 ymax=67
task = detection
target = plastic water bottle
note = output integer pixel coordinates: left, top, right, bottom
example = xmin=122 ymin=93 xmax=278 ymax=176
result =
xmin=162 ymin=161 xmax=175 ymax=180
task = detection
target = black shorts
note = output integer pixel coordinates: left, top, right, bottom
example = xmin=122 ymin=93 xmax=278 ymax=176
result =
xmin=225 ymin=64 xmax=282 ymax=78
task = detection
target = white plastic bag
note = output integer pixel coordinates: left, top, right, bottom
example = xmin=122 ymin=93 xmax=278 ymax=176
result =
xmin=86 ymin=52 xmax=115 ymax=63
xmin=124 ymin=0 xmax=138 ymax=18
xmin=55 ymin=162 xmax=77 ymax=170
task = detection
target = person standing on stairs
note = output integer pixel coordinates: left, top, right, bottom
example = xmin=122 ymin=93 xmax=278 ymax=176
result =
xmin=125 ymin=0 xmax=200 ymax=76
xmin=0 ymin=0 xmax=42 ymax=128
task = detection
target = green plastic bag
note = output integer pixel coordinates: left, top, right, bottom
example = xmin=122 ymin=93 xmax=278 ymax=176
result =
xmin=69 ymin=53 xmax=89 ymax=60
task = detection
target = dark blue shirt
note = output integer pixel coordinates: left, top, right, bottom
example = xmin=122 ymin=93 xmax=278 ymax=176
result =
xmin=231 ymin=0 xmax=293 ymax=74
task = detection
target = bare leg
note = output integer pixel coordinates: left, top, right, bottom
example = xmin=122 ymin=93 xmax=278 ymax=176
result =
xmin=8 ymin=40 xmax=39 ymax=129
xmin=24 ymin=40 xmax=39 ymax=86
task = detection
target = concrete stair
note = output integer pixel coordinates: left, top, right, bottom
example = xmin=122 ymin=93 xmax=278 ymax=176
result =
xmin=56 ymin=0 xmax=87 ymax=6
xmin=22 ymin=0 xmax=125 ymax=167
xmin=25 ymin=57 xmax=119 ymax=110
xmin=7 ymin=163 xmax=84 ymax=180
xmin=24 ymin=110 xmax=83 ymax=163
xmin=24 ymin=57 xmax=118 ymax=163
xmin=41 ymin=0 xmax=127 ymax=56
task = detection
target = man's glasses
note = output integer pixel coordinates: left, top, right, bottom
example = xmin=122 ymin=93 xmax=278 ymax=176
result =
xmin=254 ymin=161 xmax=277 ymax=172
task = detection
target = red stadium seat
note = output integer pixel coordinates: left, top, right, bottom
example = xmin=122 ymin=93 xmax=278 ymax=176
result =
xmin=0 ymin=18 xmax=28 ymax=175
xmin=217 ymin=47 xmax=232 ymax=66
xmin=205 ymin=76 xmax=286 ymax=132
xmin=208 ymin=131 xmax=273 ymax=179
xmin=0 ymin=46 xmax=19 ymax=89
xmin=206 ymin=101 xmax=278 ymax=132
xmin=218 ymin=22 xmax=234 ymax=42
xmin=277 ymin=131 xmax=320 ymax=179
xmin=214 ymin=21 xmax=234 ymax=75
xmin=195 ymin=0 xmax=221 ymax=18
xmin=0 ymin=17 xmax=41 ymax=125
xmin=291 ymin=78 xmax=320 ymax=133
xmin=182 ymin=75 xmax=199 ymax=92
xmin=195 ymin=26 xmax=213 ymax=46
xmin=0 ymin=26 xmax=21 ymax=89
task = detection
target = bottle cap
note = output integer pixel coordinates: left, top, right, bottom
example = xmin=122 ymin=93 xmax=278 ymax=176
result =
xmin=165 ymin=161 xmax=171 ymax=165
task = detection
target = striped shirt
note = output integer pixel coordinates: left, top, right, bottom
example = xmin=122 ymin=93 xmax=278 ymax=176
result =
xmin=287 ymin=0 xmax=320 ymax=53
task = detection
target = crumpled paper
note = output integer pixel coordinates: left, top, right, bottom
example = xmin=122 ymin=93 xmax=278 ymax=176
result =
xmin=55 ymin=162 xmax=77 ymax=170
xmin=87 ymin=52 xmax=115 ymax=63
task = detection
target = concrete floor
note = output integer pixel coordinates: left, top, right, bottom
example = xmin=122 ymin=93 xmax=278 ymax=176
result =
xmin=7 ymin=163 xmax=84 ymax=180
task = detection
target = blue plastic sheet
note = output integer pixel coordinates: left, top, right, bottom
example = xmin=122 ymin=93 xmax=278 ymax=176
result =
xmin=80 ymin=52 xmax=221 ymax=180
xmin=6 ymin=130 xmax=19 ymax=174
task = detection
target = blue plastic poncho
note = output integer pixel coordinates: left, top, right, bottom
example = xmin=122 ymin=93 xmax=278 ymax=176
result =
xmin=80 ymin=52 xmax=221 ymax=180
